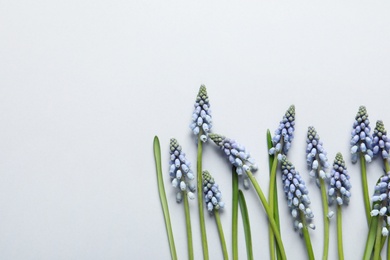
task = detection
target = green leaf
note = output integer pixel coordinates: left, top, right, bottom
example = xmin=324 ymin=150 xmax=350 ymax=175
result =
xmin=239 ymin=190 xmax=253 ymax=260
xmin=153 ymin=136 xmax=178 ymax=260
xmin=232 ymin=167 xmax=239 ymax=260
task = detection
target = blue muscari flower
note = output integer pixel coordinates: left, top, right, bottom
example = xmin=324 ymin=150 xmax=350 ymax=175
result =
xmin=372 ymin=120 xmax=390 ymax=160
xmin=370 ymin=172 xmax=390 ymax=236
xmin=306 ymin=126 xmax=330 ymax=185
xmin=209 ymin=133 xmax=258 ymax=176
xmin=328 ymin=153 xmax=351 ymax=205
xmin=350 ymin=106 xmax=373 ymax=163
xmin=189 ymin=85 xmax=212 ymax=142
xmin=169 ymin=138 xmax=195 ymax=202
xmin=202 ymin=170 xmax=225 ymax=212
xmin=269 ymin=105 xmax=295 ymax=156
xmin=280 ymin=155 xmax=315 ymax=232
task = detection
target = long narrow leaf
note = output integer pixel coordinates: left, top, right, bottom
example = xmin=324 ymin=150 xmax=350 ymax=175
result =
xmin=232 ymin=167 xmax=239 ymax=260
xmin=153 ymin=136 xmax=178 ymax=260
xmin=239 ymin=190 xmax=253 ymax=260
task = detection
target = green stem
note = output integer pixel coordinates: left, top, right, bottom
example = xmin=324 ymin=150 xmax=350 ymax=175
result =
xmin=363 ymin=215 xmax=379 ymax=260
xmin=153 ymin=136 xmax=178 ymax=260
xmin=300 ymin=211 xmax=315 ymax=260
xmin=337 ymin=205 xmax=344 ymax=260
xmin=184 ymin=192 xmax=194 ymax=260
xmin=197 ymin=135 xmax=209 ymax=260
xmin=266 ymin=130 xmax=282 ymax=260
xmin=360 ymin=153 xmax=371 ymax=225
xmin=245 ymin=170 xmax=287 ymax=260
xmin=319 ymin=174 xmax=330 ymax=259
xmin=239 ymin=190 xmax=253 ymax=260
xmin=215 ymin=210 xmax=229 ymax=260
xmin=384 ymin=159 xmax=390 ymax=173
xmin=232 ymin=168 xmax=239 ymax=260
xmin=268 ymin=154 xmax=279 ymax=260
xmin=374 ymin=216 xmax=383 ymax=260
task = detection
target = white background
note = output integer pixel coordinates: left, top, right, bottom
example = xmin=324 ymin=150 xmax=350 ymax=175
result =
xmin=1 ymin=1 xmax=390 ymax=259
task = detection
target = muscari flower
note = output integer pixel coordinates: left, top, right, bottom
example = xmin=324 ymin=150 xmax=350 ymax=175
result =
xmin=306 ymin=126 xmax=330 ymax=184
xmin=328 ymin=153 xmax=351 ymax=206
xmin=269 ymin=105 xmax=295 ymax=156
xmin=169 ymin=138 xmax=195 ymax=202
xmin=280 ymin=155 xmax=315 ymax=232
xmin=370 ymin=173 xmax=390 ymax=236
xmin=350 ymin=106 xmax=373 ymax=163
xmin=202 ymin=170 xmax=225 ymax=212
xmin=372 ymin=120 xmax=390 ymax=160
xmin=190 ymin=85 xmax=212 ymax=142
xmin=209 ymin=133 xmax=257 ymax=188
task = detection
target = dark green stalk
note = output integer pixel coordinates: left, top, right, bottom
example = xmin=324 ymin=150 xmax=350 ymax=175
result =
xmin=300 ymin=211 xmax=315 ymax=260
xmin=337 ymin=205 xmax=344 ymax=260
xmin=184 ymin=192 xmax=194 ymax=260
xmin=245 ymin=170 xmax=287 ymax=260
xmin=215 ymin=210 xmax=228 ymax=260
xmin=153 ymin=136 xmax=178 ymax=260
xmin=268 ymin=154 xmax=279 ymax=260
xmin=197 ymin=134 xmax=209 ymax=260
xmin=360 ymin=153 xmax=371 ymax=225
xmin=239 ymin=190 xmax=253 ymax=260
xmin=232 ymin=167 xmax=239 ymax=260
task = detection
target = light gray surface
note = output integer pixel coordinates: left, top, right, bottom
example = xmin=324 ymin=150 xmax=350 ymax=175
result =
xmin=1 ymin=1 xmax=390 ymax=259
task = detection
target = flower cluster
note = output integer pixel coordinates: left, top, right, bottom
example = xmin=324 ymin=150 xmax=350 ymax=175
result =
xmin=269 ymin=105 xmax=295 ymax=156
xmin=350 ymin=106 xmax=373 ymax=163
xmin=190 ymin=85 xmax=212 ymax=142
xmin=372 ymin=120 xmax=390 ymax=160
xmin=169 ymin=138 xmax=195 ymax=202
xmin=306 ymin=126 xmax=330 ymax=185
xmin=371 ymin=173 xmax=390 ymax=236
xmin=280 ymin=155 xmax=315 ymax=231
xmin=209 ymin=133 xmax=258 ymax=176
xmin=328 ymin=153 xmax=351 ymax=205
xmin=202 ymin=170 xmax=225 ymax=212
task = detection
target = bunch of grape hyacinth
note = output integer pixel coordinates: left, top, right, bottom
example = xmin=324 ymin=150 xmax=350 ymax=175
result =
xmin=280 ymin=155 xmax=315 ymax=232
xmin=202 ymin=171 xmax=225 ymax=212
xmin=306 ymin=126 xmax=330 ymax=185
xmin=209 ymin=133 xmax=258 ymax=178
xmin=350 ymin=106 xmax=373 ymax=163
xmin=371 ymin=173 xmax=390 ymax=236
xmin=269 ymin=105 xmax=295 ymax=156
xmin=328 ymin=153 xmax=352 ymax=205
xmin=372 ymin=120 xmax=390 ymax=160
xmin=169 ymin=138 xmax=195 ymax=202
xmin=189 ymin=85 xmax=212 ymax=142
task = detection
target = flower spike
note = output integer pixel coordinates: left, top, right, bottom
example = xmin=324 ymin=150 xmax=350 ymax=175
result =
xmin=280 ymin=155 xmax=315 ymax=231
xmin=306 ymin=126 xmax=330 ymax=184
xmin=202 ymin=171 xmax=225 ymax=212
xmin=328 ymin=153 xmax=352 ymax=205
xmin=372 ymin=120 xmax=390 ymax=160
xmin=169 ymin=138 xmax=195 ymax=202
xmin=350 ymin=106 xmax=373 ymax=163
xmin=269 ymin=105 xmax=295 ymax=156
xmin=371 ymin=173 xmax=390 ymax=236
xmin=190 ymin=85 xmax=212 ymax=142
xmin=209 ymin=133 xmax=258 ymax=177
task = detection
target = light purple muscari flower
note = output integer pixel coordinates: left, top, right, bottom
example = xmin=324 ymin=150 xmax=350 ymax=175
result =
xmin=370 ymin=172 xmax=390 ymax=236
xmin=372 ymin=120 xmax=390 ymax=160
xmin=202 ymin=170 xmax=225 ymax=212
xmin=169 ymin=138 xmax=195 ymax=202
xmin=269 ymin=105 xmax=295 ymax=156
xmin=328 ymin=153 xmax=351 ymax=206
xmin=350 ymin=106 xmax=373 ymax=163
xmin=189 ymin=85 xmax=212 ymax=142
xmin=209 ymin=133 xmax=257 ymax=188
xmin=306 ymin=126 xmax=330 ymax=185
xmin=280 ymin=155 xmax=315 ymax=232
